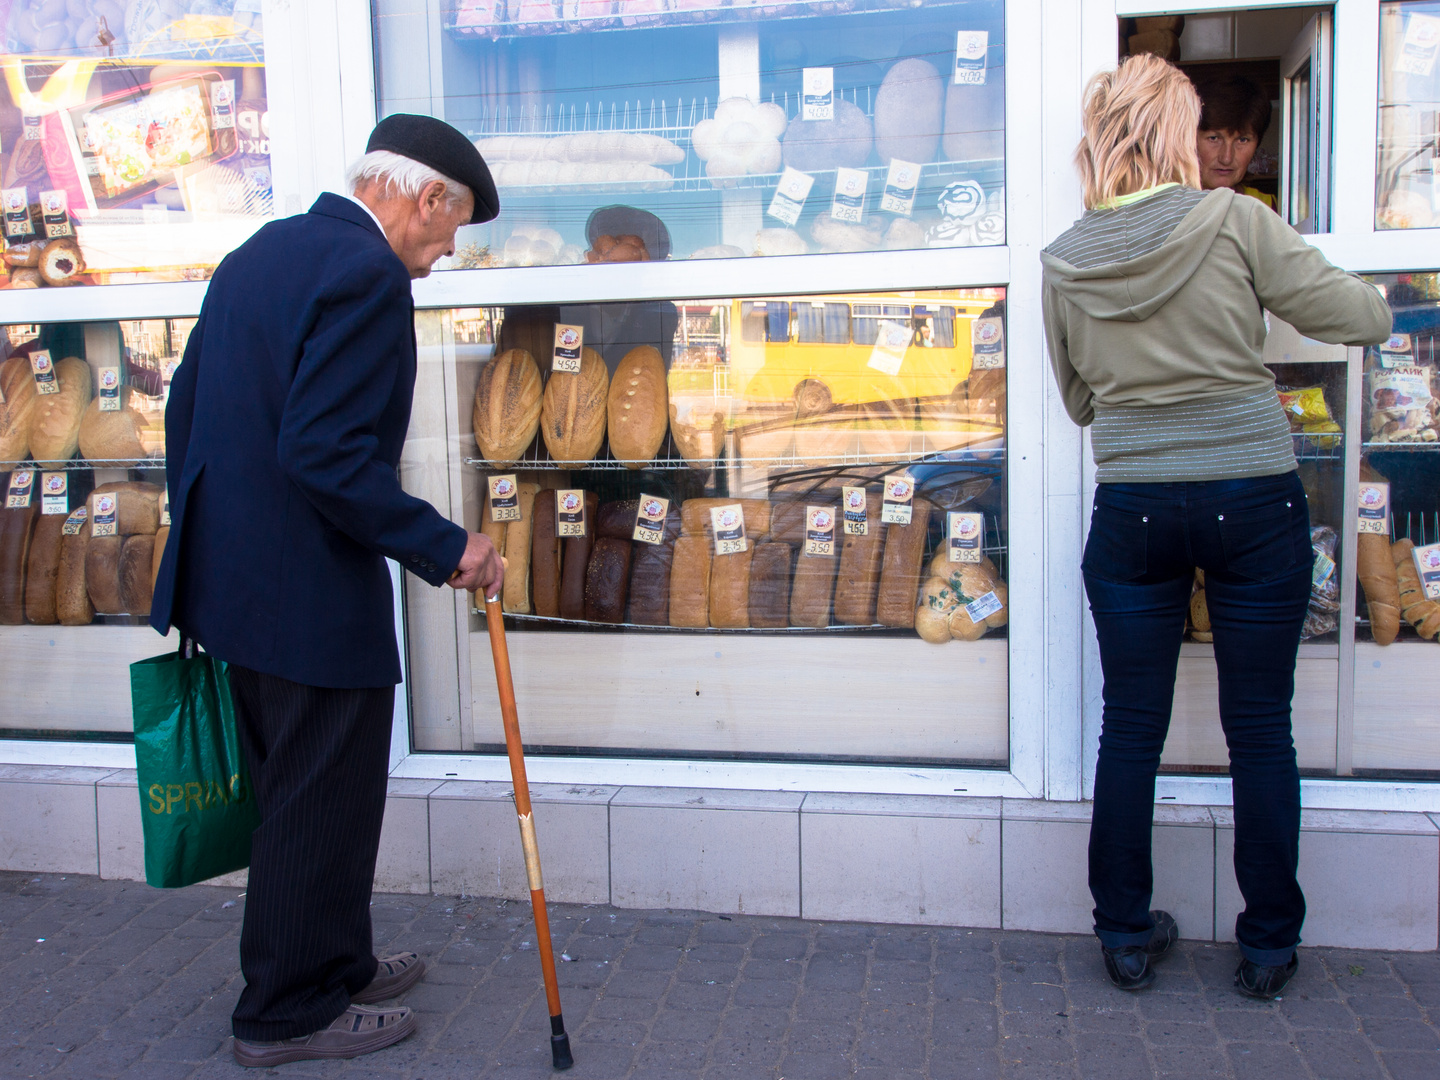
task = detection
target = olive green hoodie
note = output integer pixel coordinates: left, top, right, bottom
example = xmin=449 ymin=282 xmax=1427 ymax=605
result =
xmin=1042 ymin=186 xmax=1392 ymax=481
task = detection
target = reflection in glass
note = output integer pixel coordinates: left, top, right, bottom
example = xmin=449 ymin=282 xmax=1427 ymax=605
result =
xmin=1377 ymin=2 xmax=1440 ymax=229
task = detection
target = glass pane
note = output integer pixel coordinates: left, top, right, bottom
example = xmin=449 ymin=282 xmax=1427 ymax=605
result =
xmin=1376 ymin=2 xmax=1440 ymax=230
xmin=1353 ymin=272 xmax=1440 ymax=776
xmin=0 ymin=9 xmax=273 ymax=286
xmin=374 ymin=0 xmax=1005 ymax=265
xmin=0 ymin=318 xmax=189 ymax=740
xmin=1288 ymin=61 xmax=1312 ymax=226
xmin=400 ymin=287 xmax=1009 ymax=764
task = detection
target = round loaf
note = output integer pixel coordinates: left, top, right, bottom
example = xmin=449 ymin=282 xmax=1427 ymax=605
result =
xmin=540 ymin=346 xmax=608 ymax=465
xmin=473 ymin=348 xmax=542 ymax=463
xmin=78 ymin=386 xmax=163 ymax=462
xmin=607 ymin=345 xmax=669 ymax=467
xmin=874 ymin=58 xmax=943 ymax=165
xmin=28 ymin=356 xmax=92 ymax=462
xmin=948 ymin=600 xmax=989 ymax=641
xmin=943 ymin=76 xmax=1005 ymax=162
xmin=91 ymin=482 xmax=162 ymax=536
xmin=781 ymin=100 xmax=873 ymax=172
xmin=0 ymin=355 xmax=38 ymax=462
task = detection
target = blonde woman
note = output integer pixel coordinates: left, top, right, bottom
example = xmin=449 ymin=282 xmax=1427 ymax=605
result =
xmin=1041 ymin=55 xmax=1390 ymax=997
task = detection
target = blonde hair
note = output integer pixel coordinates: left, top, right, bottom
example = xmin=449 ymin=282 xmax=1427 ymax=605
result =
xmin=1074 ymin=54 xmax=1202 ymax=209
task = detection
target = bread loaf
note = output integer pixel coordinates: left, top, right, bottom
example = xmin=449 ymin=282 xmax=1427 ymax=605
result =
xmin=1189 ymin=587 xmax=1211 ymax=635
xmin=151 ymin=524 xmax=169 ymax=595
xmin=559 ymin=491 xmax=599 ymax=620
xmin=23 ymin=511 xmax=65 ymax=624
xmin=56 ymin=510 xmax=92 ymax=625
xmin=597 ymin=498 xmax=680 ymax=542
xmin=0 ymin=498 xmax=40 ymax=624
xmin=91 ymin=482 xmax=161 ymax=536
xmin=540 ymin=346 xmax=608 ymax=465
xmin=781 ymin=99 xmax=873 ymax=171
xmin=502 ymin=483 xmax=539 ymax=614
xmin=748 ymin=542 xmax=792 ymax=628
xmin=607 ymin=345 xmax=668 ymax=467
xmin=27 ymin=356 xmax=91 ymax=461
xmin=943 ymin=75 xmax=1005 ymax=162
xmin=1358 ymin=532 xmax=1401 ymax=645
xmin=876 ymin=496 xmax=932 ymax=628
xmin=120 ymin=534 xmax=156 ymax=616
xmin=85 ymin=534 xmax=124 ymax=614
xmin=709 ymin=544 xmax=753 ymax=628
xmin=0 ymin=355 xmax=38 ymax=462
xmin=584 ymin=536 xmax=632 ymax=623
xmin=874 ymin=58 xmax=943 ymax=165
xmin=789 ymin=546 xmax=837 ymax=628
xmin=473 ymin=348 xmax=543 ymax=463
xmin=834 ymin=493 xmax=885 ymax=624
xmin=1393 ymin=539 xmax=1440 ymax=640
xmin=669 ymin=535 xmax=711 ymax=628
xmin=481 ymin=481 xmax=509 ymax=557
xmin=78 ymin=386 xmax=163 ymax=461
xmin=530 ymin=495 xmax=562 ymax=617
xmin=680 ymin=497 xmax=771 ymax=538
xmin=627 ymin=542 xmax=673 ymax=625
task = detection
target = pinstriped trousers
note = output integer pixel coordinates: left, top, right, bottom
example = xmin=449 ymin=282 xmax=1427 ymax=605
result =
xmin=227 ymin=666 xmax=395 ymax=1041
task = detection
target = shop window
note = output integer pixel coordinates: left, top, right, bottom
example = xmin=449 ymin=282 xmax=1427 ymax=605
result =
xmin=373 ymin=0 xmax=1005 ymax=265
xmin=399 ymin=288 xmax=1009 ymax=765
xmin=0 ymin=9 xmax=273 ymax=288
xmin=1377 ymin=2 xmax=1440 ymax=230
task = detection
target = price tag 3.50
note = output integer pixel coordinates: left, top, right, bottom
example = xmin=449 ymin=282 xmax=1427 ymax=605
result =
xmin=804 ymin=505 xmax=837 ymax=557
xmin=91 ymin=492 xmax=118 ymax=537
xmin=881 ymin=474 xmax=914 ymax=526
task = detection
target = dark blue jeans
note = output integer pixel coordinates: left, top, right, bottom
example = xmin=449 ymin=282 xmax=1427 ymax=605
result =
xmin=1083 ymin=471 xmax=1313 ymax=966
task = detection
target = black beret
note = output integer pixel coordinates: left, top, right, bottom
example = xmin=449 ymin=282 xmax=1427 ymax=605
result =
xmin=366 ymin=113 xmax=500 ymax=224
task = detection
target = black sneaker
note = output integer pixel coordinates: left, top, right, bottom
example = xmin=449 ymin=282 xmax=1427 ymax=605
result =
xmin=1101 ymin=910 xmax=1179 ymax=991
xmin=1235 ymin=952 xmax=1299 ymax=1000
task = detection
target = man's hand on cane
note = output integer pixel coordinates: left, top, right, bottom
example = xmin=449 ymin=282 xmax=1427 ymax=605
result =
xmin=448 ymin=532 xmax=505 ymax=597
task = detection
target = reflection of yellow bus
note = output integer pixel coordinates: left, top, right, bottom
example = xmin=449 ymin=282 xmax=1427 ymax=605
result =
xmin=728 ymin=293 xmax=995 ymax=409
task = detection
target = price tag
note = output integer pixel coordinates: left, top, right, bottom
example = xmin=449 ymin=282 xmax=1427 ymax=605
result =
xmin=40 ymin=472 xmax=67 ymax=514
xmin=39 ymin=190 xmax=71 ymax=238
xmin=1415 ymin=542 xmax=1440 ymax=601
xmin=954 ymin=30 xmax=989 ymax=85
xmin=209 ymin=79 xmax=236 ymax=129
xmin=767 ymin=168 xmax=814 ymax=227
xmin=709 ymin=504 xmax=748 ymax=556
xmin=971 ymin=314 xmax=1005 ymax=370
xmin=91 ymin=491 xmax=118 ymax=537
xmin=555 ymin=489 xmax=587 ymax=537
xmin=964 ymin=590 xmax=1003 ymax=624
xmin=804 ymin=505 xmax=837 ymax=556
xmin=802 ymin=67 xmax=834 ymax=122
xmin=881 ymin=474 xmax=914 ymax=526
xmin=948 ymin=511 xmax=984 ymax=563
xmin=159 ymin=491 xmax=171 ymax=527
xmin=3 ymin=187 xmax=30 ymax=238
xmin=633 ymin=494 xmax=670 ymax=544
xmin=1396 ymin=12 xmax=1440 ymax=77
xmin=1357 ymin=482 xmax=1390 ymax=534
xmin=30 ymin=349 xmax=58 ymax=395
xmin=831 ymin=167 xmax=867 ymax=224
xmin=552 ymin=324 xmax=584 ymax=374
xmin=5 ymin=469 xmax=34 ymax=509
xmin=842 ymin=486 xmax=868 ymax=535
xmin=61 ymin=505 xmax=87 ymax=535
xmin=21 ymin=105 xmax=41 ymax=140
xmin=880 ymin=158 xmax=921 ymax=216
xmin=488 ymin=475 xmax=522 ymax=523
xmin=867 ymin=320 xmax=911 ymax=377
xmin=97 ymin=366 xmax=122 ymax=411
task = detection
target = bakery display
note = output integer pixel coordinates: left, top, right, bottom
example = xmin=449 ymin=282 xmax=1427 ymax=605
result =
xmin=78 ymin=387 xmax=164 ymax=462
xmin=607 ymin=345 xmax=669 ymax=467
xmin=540 ymin=346 xmax=609 ymax=464
xmin=27 ymin=356 xmax=92 ymax=462
xmin=916 ymin=553 xmax=1006 ymax=643
xmin=584 ymin=536 xmax=633 ymax=623
xmin=473 ymin=348 xmax=543 ymax=463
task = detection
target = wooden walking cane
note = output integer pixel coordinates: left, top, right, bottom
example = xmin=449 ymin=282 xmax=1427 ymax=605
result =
xmin=483 ymin=593 xmax=574 ymax=1070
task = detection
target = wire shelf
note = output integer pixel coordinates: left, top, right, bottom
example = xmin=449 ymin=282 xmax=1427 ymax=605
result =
xmin=1 ymin=458 xmax=164 ymax=471
xmin=1291 ymin=433 xmax=1345 ymax=460
xmin=1363 ymin=440 xmax=1440 ymax=453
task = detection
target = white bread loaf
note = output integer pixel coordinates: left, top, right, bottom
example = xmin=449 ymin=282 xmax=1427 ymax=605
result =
xmin=27 ymin=356 xmax=92 ymax=462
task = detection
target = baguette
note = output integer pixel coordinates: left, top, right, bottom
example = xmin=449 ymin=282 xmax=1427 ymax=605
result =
xmin=530 ymin=494 xmax=562 ymax=617
xmin=1358 ymin=532 xmax=1401 ymax=645
xmin=708 ymin=544 xmax=753 ymax=628
xmin=668 ymin=534 xmax=711 ymax=628
xmin=876 ymin=497 xmax=932 ymax=628
xmin=501 ymin=483 xmax=539 ymax=613
xmin=1393 ymin=539 xmax=1440 ymax=640
xmin=23 ymin=511 xmax=65 ymax=624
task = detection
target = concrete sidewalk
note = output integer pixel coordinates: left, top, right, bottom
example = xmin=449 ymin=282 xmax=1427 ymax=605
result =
xmin=1 ymin=871 xmax=1437 ymax=1080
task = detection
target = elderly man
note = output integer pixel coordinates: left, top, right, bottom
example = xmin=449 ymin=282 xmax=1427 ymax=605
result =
xmin=151 ymin=115 xmax=505 ymax=1066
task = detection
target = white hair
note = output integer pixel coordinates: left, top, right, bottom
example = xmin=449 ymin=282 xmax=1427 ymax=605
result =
xmin=345 ymin=150 xmax=466 ymax=209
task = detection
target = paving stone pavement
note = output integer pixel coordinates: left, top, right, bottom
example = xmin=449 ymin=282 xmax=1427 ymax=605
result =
xmin=3 ymin=871 xmax=1439 ymax=1080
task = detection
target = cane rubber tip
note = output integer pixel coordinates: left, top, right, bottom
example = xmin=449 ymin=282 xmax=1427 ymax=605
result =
xmin=550 ymin=1032 xmax=573 ymax=1070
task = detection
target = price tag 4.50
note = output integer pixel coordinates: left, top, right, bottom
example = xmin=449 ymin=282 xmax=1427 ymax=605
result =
xmin=552 ymin=324 xmax=584 ymax=374
xmin=842 ymin=486 xmax=868 ymax=535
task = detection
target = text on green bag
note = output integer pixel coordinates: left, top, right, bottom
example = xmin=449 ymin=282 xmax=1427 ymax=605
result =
xmin=147 ymin=774 xmax=248 ymax=815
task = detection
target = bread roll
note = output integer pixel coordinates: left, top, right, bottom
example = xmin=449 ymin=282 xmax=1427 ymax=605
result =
xmin=0 ymin=499 xmax=40 ymax=624
xmin=540 ymin=346 xmax=608 ymax=465
xmin=558 ymin=491 xmax=599 ymax=620
xmin=943 ymin=76 xmax=1004 ymax=162
xmin=834 ymin=493 xmax=885 ymax=624
xmin=628 ymin=542 xmax=673 ymax=625
xmin=473 ymin=348 xmax=543 ymax=463
xmin=0 ymin=355 xmax=38 ymax=462
xmin=1358 ymin=532 xmax=1401 ymax=646
xmin=1393 ymin=539 xmax=1440 ymax=640
xmin=781 ymin=99 xmax=873 ymax=171
xmin=120 ymin=534 xmax=156 ymax=616
xmin=502 ymin=483 xmax=539 ymax=614
xmin=584 ymin=536 xmax=633 ymax=623
xmin=748 ymin=542 xmax=792 ymax=628
xmin=916 ymin=576 xmax=960 ymax=643
xmin=91 ymin=482 xmax=161 ymax=536
xmin=874 ymin=58 xmax=943 ymax=165
xmin=607 ymin=345 xmax=668 ymax=467
xmin=789 ymin=547 xmax=837 ymax=628
xmin=27 ymin=356 xmax=91 ymax=462
xmin=78 ymin=386 xmax=163 ymax=461
xmin=709 ymin=544 xmax=753 ymax=628
xmin=530 ymin=495 xmax=562 ymax=617
xmin=151 ymin=524 xmax=169 ymax=595
xmin=85 ymin=534 xmax=124 ymax=614
xmin=876 ymin=497 xmax=932 ymax=628
xmin=56 ymin=511 xmax=92 ymax=625
xmin=23 ymin=511 xmax=65 ymax=624
xmin=669 ymin=535 xmax=711 ymax=628
xmin=680 ymin=497 xmax=771 ymax=538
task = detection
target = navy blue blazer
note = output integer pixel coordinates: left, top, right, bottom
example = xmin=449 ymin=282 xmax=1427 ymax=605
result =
xmin=150 ymin=194 xmax=468 ymax=688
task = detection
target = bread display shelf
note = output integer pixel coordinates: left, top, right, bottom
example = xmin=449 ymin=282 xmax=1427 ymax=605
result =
xmin=465 ymin=442 xmax=1004 ymax=472
xmin=1362 ymin=441 xmax=1440 ymax=453
xmin=1291 ymin=433 xmax=1345 ymax=461
xmin=469 ymin=611 xmax=1005 ymax=634
xmin=1 ymin=458 xmax=163 ymax=471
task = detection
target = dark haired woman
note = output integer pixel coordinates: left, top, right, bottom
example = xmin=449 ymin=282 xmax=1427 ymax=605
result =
xmin=1193 ymin=75 xmax=1276 ymax=208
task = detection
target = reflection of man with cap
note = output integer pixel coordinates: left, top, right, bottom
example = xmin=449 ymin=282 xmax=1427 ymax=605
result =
xmin=151 ymin=115 xmax=503 ymax=1067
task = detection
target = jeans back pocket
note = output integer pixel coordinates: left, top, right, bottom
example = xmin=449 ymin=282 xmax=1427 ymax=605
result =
xmin=1082 ymin=504 xmax=1149 ymax=582
xmin=1218 ymin=502 xmax=1303 ymax=583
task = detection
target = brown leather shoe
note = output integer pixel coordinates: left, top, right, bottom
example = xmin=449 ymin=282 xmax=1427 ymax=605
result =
xmin=231 ymin=1004 xmax=416 ymax=1067
xmin=352 ymin=952 xmax=426 ymax=1004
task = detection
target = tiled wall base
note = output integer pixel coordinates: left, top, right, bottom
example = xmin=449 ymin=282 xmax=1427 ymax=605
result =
xmin=2 ymin=764 xmax=1436 ymax=952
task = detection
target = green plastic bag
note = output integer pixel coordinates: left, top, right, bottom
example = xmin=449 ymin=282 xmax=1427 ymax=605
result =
xmin=131 ymin=643 xmax=260 ymax=888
